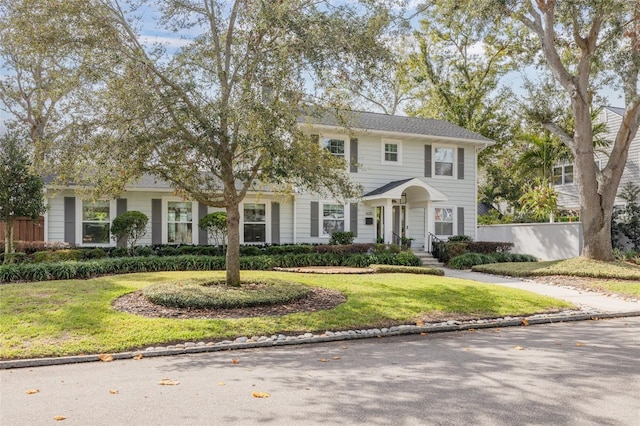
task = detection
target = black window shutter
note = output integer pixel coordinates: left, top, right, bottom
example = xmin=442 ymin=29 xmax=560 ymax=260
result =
xmin=271 ymin=202 xmax=280 ymax=244
xmin=310 ymin=201 xmax=319 ymax=237
xmin=64 ymin=197 xmax=76 ymax=244
xmin=458 ymin=147 xmax=465 ymax=180
xmin=457 ymin=207 xmax=465 ymax=236
xmin=350 ymin=203 xmax=358 ymax=237
xmin=350 ymin=138 xmax=358 ymax=173
xmin=198 ymin=203 xmax=208 ymax=245
xmin=116 ymin=198 xmax=127 ymax=216
xmin=425 ymin=145 xmax=432 ymax=177
xmin=151 ymin=199 xmax=162 ymax=244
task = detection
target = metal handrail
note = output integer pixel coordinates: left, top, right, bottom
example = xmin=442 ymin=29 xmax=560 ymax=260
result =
xmin=427 ymin=232 xmax=443 ymax=254
xmin=392 ymin=231 xmax=401 ymax=246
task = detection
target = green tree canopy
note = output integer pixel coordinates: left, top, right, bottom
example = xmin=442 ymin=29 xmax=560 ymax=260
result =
xmin=54 ymin=0 xmax=395 ymax=286
xmin=0 ymin=132 xmax=46 ymax=259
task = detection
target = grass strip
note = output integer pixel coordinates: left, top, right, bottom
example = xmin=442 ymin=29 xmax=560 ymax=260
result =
xmin=0 ymin=270 xmax=571 ymax=360
xmin=472 ymin=257 xmax=640 ymax=280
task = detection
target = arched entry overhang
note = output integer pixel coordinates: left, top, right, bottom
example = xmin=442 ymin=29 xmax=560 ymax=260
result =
xmin=362 ymin=178 xmax=448 ymax=246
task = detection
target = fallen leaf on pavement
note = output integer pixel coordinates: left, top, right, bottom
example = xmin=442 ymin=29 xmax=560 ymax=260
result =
xmin=218 ymin=382 xmax=226 ymax=386
xmin=252 ymin=391 xmax=270 ymax=398
xmin=576 ymin=342 xmax=585 ymax=347
xmin=464 ymin=348 xmax=472 ymax=351
xmin=521 ymin=319 xmax=529 ymax=326
xmin=54 ymin=416 xmax=66 ymax=421
xmin=332 ymin=356 xmax=342 ymax=360
xmin=133 ymin=354 xmax=143 ymax=360
xmin=231 ymin=359 xmax=240 ymax=364
xmin=319 ymin=358 xmax=329 ymax=362
xmin=98 ymin=354 xmax=113 ymax=362
xmin=109 ymin=390 xmax=119 ymax=395
xmin=25 ymin=389 xmax=40 ymax=395
xmin=416 ymin=320 xmax=425 ymax=327
xmin=514 ymin=346 xmax=525 ymax=351
xmin=158 ymin=378 xmax=180 ymax=386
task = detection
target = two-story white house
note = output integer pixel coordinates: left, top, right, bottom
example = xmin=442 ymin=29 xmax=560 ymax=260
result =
xmin=555 ymin=106 xmax=640 ymax=210
xmin=43 ymin=111 xmax=493 ymax=250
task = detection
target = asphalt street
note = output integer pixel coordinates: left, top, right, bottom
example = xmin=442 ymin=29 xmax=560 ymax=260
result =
xmin=2 ymin=316 xmax=639 ymax=425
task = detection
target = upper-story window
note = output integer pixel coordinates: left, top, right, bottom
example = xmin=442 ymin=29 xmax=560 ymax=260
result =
xmin=382 ymin=139 xmax=402 ymax=164
xmin=322 ymin=137 xmax=345 ymax=158
xmin=553 ymin=164 xmax=573 ymax=185
xmin=434 ymin=147 xmax=454 ymax=177
xmin=81 ymin=200 xmax=112 ymax=244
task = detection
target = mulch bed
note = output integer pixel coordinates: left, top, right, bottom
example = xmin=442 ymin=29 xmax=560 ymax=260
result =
xmin=113 ymin=286 xmax=347 ymax=320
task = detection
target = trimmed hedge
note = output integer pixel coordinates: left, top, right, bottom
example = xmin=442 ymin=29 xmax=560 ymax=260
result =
xmin=143 ymin=278 xmax=312 ymax=309
xmin=0 ymin=251 xmax=421 ymax=283
xmin=448 ymin=252 xmax=538 ymax=270
xmin=369 ymin=264 xmax=444 ymax=276
xmin=434 ymin=241 xmax=515 ymax=264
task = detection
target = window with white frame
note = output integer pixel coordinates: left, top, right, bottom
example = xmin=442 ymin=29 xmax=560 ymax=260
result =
xmin=434 ymin=147 xmax=454 ymax=177
xmin=167 ymin=201 xmax=193 ymax=244
xmin=382 ymin=139 xmax=402 ymax=164
xmin=81 ymin=200 xmax=112 ymax=244
xmin=322 ymin=137 xmax=345 ymax=158
xmin=434 ymin=207 xmax=454 ymax=236
xmin=552 ymin=164 xmax=574 ymax=185
xmin=243 ymin=203 xmax=266 ymax=243
xmin=322 ymin=204 xmax=344 ymax=236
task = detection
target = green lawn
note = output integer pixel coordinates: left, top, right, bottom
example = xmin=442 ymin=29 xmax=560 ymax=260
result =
xmin=472 ymin=257 xmax=640 ymax=280
xmin=0 ymin=270 xmax=572 ymax=360
xmin=472 ymin=258 xmax=640 ymax=299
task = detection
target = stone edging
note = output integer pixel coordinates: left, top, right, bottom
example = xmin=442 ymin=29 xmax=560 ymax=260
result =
xmin=3 ymin=308 xmax=640 ymax=370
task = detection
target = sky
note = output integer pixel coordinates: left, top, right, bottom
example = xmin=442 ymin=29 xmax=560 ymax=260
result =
xmin=0 ymin=1 xmax=629 ymax=134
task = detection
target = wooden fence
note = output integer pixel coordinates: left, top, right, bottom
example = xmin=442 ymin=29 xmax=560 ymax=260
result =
xmin=0 ymin=217 xmax=45 ymax=242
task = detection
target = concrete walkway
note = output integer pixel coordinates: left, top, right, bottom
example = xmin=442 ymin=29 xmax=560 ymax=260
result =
xmin=443 ymin=267 xmax=640 ymax=314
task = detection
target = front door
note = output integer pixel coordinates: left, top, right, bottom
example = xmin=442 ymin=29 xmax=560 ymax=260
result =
xmin=392 ymin=205 xmax=406 ymax=245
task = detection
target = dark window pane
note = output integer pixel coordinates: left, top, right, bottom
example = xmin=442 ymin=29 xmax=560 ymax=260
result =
xmin=244 ymin=224 xmax=266 ymax=242
xmin=82 ymin=223 xmax=110 ymax=244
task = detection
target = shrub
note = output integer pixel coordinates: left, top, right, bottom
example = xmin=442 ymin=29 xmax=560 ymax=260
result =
xmin=50 ymin=249 xmax=82 ymax=262
xmin=448 ymin=252 xmax=537 ymax=270
xmin=199 ymin=212 xmax=228 ymax=247
xmin=329 ymin=231 xmax=355 ymax=245
xmin=143 ymin=278 xmax=312 ymax=309
xmin=369 ymin=264 xmax=444 ymax=276
xmin=32 ymin=251 xmax=53 ymax=263
xmin=448 ymin=235 xmax=473 ymax=242
xmin=110 ymin=247 xmax=129 ymax=258
xmin=0 ymin=252 xmax=29 ymax=264
xmin=134 ymin=246 xmax=155 ymax=257
xmin=82 ymin=248 xmax=107 ymax=260
xmin=111 ymin=211 xmax=149 ymax=253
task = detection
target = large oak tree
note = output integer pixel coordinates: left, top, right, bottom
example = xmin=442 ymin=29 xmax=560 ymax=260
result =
xmin=70 ymin=0 xmax=394 ymax=286
xmin=482 ymin=0 xmax=640 ymax=260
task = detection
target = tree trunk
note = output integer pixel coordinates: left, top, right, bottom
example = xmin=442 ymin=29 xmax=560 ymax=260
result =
xmin=572 ymin=94 xmax=616 ymax=261
xmin=225 ymin=203 xmax=241 ymax=287
xmin=4 ymin=218 xmax=14 ymax=263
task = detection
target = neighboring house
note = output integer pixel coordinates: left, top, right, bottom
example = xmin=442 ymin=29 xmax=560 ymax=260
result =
xmin=555 ymin=106 xmax=640 ymax=210
xmin=43 ymin=111 xmax=493 ymax=250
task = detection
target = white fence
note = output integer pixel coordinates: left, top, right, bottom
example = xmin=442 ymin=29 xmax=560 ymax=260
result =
xmin=477 ymin=222 xmax=583 ymax=261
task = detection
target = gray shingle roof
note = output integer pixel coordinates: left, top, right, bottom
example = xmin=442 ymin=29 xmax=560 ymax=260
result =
xmin=605 ymin=106 xmax=626 ymax=116
xmin=304 ymin=110 xmax=493 ymax=142
xmin=363 ymin=178 xmax=412 ymax=197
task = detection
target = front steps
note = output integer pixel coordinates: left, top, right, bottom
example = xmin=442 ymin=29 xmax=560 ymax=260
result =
xmin=411 ymin=249 xmax=444 ymax=268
